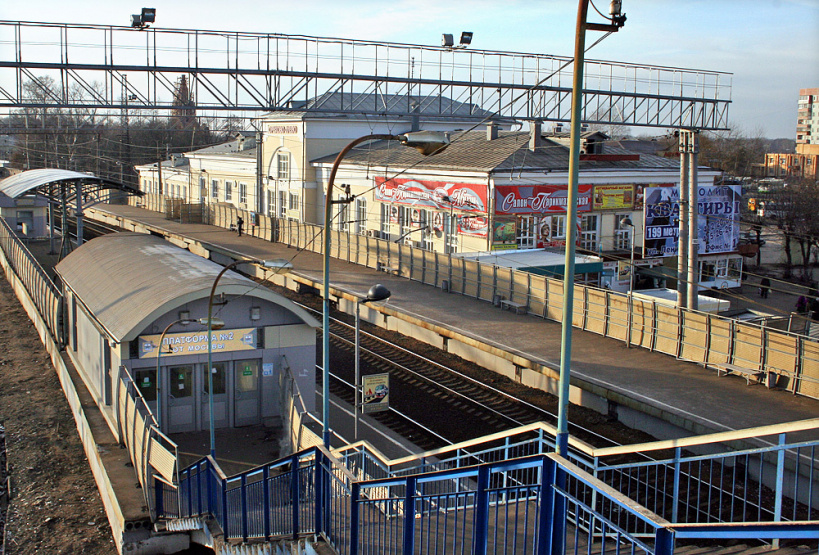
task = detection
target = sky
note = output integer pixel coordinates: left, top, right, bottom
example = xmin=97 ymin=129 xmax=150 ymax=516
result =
xmin=2 ymin=0 xmax=817 ymax=139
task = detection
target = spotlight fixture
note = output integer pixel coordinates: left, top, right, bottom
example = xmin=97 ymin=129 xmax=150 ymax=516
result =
xmin=441 ymin=32 xmax=473 ymax=49
xmin=131 ymin=7 xmax=156 ymax=29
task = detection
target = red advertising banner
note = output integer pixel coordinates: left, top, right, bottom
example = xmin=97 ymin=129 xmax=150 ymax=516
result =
xmin=375 ymin=177 xmax=487 ymax=213
xmin=458 ymin=216 xmax=488 ymax=237
xmin=494 ymin=184 xmax=593 ymax=215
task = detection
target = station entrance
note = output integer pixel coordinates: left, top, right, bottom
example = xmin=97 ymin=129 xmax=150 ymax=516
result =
xmin=135 ymin=358 xmax=263 ymax=433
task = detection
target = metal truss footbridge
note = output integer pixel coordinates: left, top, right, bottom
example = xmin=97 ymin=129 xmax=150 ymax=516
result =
xmin=0 ymin=20 xmax=731 ymax=130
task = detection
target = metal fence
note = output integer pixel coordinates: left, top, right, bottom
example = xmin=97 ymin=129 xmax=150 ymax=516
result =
xmin=0 ymin=217 xmax=62 ymax=343
xmin=115 ymin=366 xmax=180 ymax=521
xmin=128 ymin=195 xmax=819 ymax=399
xmin=167 ymin=443 xmax=818 ymax=554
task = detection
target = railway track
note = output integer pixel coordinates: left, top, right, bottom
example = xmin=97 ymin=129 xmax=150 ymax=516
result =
xmin=299 ymin=303 xmax=623 ymax=452
xmin=50 ymin=219 xmax=630 ymax=453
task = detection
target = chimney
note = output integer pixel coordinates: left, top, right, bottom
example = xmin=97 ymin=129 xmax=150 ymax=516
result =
xmin=529 ymin=121 xmax=542 ymax=151
xmin=486 ymin=121 xmax=498 ymax=140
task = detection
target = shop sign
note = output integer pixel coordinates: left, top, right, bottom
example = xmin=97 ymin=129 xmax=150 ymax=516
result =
xmin=458 ymin=216 xmax=488 ymax=237
xmin=494 ymin=184 xmax=593 ymax=215
xmin=362 ymin=373 xmax=390 ymax=414
xmin=492 ymin=219 xmax=517 ymax=250
xmin=643 ymin=185 xmax=741 ymax=258
xmin=375 ymin=177 xmax=487 ymax=213
xmin=593 ymin=184 xmax=634 ymax=210
xmin=139 ymin=328 xmax=257 ymax=359
xmin=267 ymin=124 xmax=299 ymax=134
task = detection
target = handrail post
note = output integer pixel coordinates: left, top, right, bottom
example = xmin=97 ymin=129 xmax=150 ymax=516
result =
xmin=655 ymin=527 xmax=675 ymax=555
xmin=240 ymin=474 xmax=248 ymax=542
xmin=350 ymin=481 xmax=361 ymax=554
xmin=672 ymin=447 xmax=682 ymax=523
xmin=473 ymin=465 xmax=490 ymax=555
xmin=774 ymin=432 xmax=786 ymax=549
xmin=292 ymin=453 xmax=300 ymax=540
xmin=537 ymin=455 xmax=557 ymax=555
xmin=403 ymin=475 xmax=418 ymax=555
xmin=263 ymin=465 xmax=271 ymax=541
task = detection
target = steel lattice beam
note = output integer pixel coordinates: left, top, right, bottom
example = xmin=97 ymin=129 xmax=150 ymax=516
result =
xmin=0 ymin=21 xmax=731 ymax=130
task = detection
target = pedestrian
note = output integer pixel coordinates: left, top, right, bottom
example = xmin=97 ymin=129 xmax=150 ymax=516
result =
xmin=811 ymin=297 xmax=819 ymax=321
xmin=236 ymin=216 xmax=244 ymax=237
xmin=796 ymin=295 xmax=808 ymax=314
xmin=759 ymin=277 xmax=770 ymax=299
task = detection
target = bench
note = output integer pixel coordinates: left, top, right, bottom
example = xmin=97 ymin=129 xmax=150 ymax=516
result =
xmin=378 ymin=262 xmax=400 ymax=275
xmin=714 ymin=363 xmax=765 ymax=386
xmin=500 ymin=299 xmax=527 ymax=315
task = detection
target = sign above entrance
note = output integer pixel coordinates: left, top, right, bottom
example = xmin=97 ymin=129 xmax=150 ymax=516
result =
xmin=139 ymin=328 xmax=257 ymax=359
xmin=495 ymin=184 xmax=593 ymax=215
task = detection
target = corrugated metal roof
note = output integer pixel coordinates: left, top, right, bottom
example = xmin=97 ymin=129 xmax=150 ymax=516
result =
xmin=310 ymin=130 xmax=681 ymax=173
xmin=0 ymin=168 xmax=139 ymax=199
xmin=54 ymin=233 xmax=317 ymax=342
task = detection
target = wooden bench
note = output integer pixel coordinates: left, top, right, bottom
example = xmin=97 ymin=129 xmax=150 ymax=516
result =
xmin=714 ymin=363 xmax=765 ymax=386
xmin=500 ymin=299 xmax=527 ymax=315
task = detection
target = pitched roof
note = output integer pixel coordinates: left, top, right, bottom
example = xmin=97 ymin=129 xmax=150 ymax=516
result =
xmin=260 ymin=92 xmax=499 ymax=122
xmin=311 ymin=130 xmax=682 ymax=174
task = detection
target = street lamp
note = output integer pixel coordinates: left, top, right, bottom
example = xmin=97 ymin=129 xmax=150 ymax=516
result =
xmin=354 ymin=284 xmax=392 ymax=440
xmin=620 ymin=216 xmax=635 ymax=347
xmin=206 ymin=257 xmax=293 ymax=457
xmin=155 ymin=316 xmax=223 ymax=429
xmin=322 ymin=131 xmax=449 ymax=446
xmin=556 ymin=0 xmax=625 ymax=457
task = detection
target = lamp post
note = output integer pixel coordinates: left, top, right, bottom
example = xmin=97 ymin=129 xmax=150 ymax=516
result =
xmin=556 ymin=0 xmax=625 ymax=457
xmin=620 ymin=216 xmax=635 ymax=347
xmin=354 ymin=284 xmax=392 ymax=440
xmin=322 ymin=130 xmax=449 ymax=446
xmin=206 ymin=257 xmax=293 ymax=458
xmin=441 ymin=195 xmax=456 ymax=255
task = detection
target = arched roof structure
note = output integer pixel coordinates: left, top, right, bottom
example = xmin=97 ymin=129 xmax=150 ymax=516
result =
xmin=0 ymin=168 xmax=142 ymax=202
xmin=54 ymin=233 xmax=317 ymax=343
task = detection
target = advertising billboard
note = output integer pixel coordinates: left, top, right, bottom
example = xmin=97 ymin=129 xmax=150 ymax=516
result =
xmin=643 ymin=185 xmax=741 ymax=258
xmin=375 ymin=177 xmax=487 ymax=213
xmin=494 ymin=184 xmax=593 ymax=215
xmin=593 ymin=184 xmax=634 ymax=210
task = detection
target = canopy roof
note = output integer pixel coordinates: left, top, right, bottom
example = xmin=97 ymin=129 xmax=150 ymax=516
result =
xmin=55 ymin=233 xmax=317 ymax=342
xmin=0 ymin=168 xmax=142 ymax=201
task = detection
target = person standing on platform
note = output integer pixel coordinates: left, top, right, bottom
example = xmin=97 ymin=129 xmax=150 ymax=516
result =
xmin=759 ymin=277 xmax=770 ymax=299
xmin=236 ymin=216 xmax=244 ymax=237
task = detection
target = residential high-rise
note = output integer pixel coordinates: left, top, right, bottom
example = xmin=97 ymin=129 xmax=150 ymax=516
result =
xmin=797 ymin=88 xmax=819 ymax=145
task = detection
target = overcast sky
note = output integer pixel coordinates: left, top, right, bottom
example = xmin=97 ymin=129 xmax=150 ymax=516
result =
xmin=3 ymin=0 xmax=817 ymax=139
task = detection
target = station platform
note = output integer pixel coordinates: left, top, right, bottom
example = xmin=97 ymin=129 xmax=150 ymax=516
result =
xmin=88 ymin=203 xmax=819 ymax=450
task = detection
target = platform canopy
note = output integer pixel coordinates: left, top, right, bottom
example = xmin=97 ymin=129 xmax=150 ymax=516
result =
xmin=0 ymin=168 xmax=142 ymax=202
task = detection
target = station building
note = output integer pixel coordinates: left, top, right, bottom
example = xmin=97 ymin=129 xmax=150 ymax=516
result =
xmin=312 ymin=125 xmax=736 ymax=292
xmin=54 ymin=233 xmax=318 ymax=435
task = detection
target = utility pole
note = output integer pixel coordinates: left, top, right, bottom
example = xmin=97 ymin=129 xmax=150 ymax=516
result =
xmin=556 ymin=0 xmax=626 ymax=458
xmin=678 ymin=129 xmax=700 ymax=310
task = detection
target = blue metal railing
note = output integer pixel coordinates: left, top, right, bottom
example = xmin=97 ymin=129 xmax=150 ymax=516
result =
xmin=163 ymin=440 xmax=819 ymax=553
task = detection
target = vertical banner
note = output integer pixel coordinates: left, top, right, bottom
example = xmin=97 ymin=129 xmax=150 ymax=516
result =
xmin=362 ymin=373 xmax=390 ymax=414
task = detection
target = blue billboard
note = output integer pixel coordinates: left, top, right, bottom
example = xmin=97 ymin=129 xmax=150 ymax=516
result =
xmin=643 ymin=185 xmax=741 ymax=258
